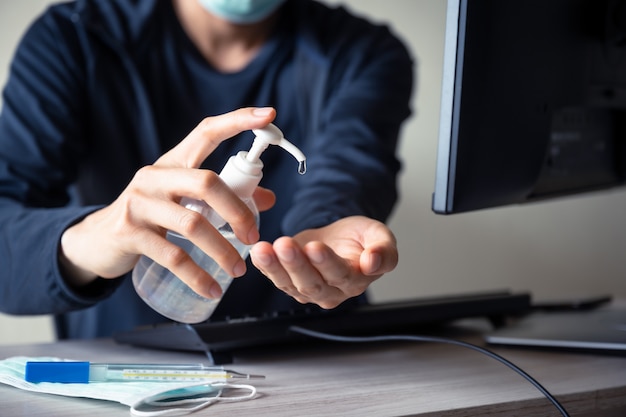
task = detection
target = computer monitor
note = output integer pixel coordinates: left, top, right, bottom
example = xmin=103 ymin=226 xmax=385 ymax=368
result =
xmin=433 ymin=0 xmax=626 ymax=215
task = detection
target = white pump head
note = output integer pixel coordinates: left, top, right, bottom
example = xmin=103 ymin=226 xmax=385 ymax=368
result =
xmin=248 ymin=123 xmax=307 ymax=173
xmin=218 ymin=123 xmax=307 ymax=198
xmin=181 ymin=123 xmax=306 ymax=226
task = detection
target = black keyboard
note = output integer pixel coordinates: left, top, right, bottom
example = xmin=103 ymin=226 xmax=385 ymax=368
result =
xmin=114 ymin=291 xmax=531 ymax=364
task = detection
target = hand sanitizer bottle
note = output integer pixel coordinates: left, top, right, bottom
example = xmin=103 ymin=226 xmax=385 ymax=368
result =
xmin=132 ymin=123 xmax=306 ymax=323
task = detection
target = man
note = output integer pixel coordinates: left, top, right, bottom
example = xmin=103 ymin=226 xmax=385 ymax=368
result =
xmin=0 ymin=0 xmax=413 ymax=338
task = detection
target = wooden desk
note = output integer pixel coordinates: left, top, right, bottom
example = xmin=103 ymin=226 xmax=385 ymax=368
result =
xmin=1 ymin=324 xmax=625 ymax=417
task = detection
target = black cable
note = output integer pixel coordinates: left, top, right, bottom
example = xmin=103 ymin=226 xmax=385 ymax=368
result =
xmin=289 ymin=325 xmax=570 ymax=417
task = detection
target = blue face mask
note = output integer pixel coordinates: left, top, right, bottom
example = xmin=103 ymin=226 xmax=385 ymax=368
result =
xmin=198 ymin=0 xmax=287 ymax=24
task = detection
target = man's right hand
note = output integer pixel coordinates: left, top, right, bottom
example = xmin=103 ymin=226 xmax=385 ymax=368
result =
xmin=59 ymin=107 xmax=277 ymax=299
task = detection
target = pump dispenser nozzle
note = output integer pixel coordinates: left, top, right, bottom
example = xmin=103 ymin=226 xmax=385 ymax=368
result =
xmin=217 ymin=123 xmax=306 ymax=200
xmin=182 ymin=123 xmax=305 ymax=219
xmin=248 ymin=124 xmax=307 ymax=174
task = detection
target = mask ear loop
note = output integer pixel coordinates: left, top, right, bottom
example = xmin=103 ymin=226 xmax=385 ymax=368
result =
xmin=130 ymin=383 xmax=256 ymax=417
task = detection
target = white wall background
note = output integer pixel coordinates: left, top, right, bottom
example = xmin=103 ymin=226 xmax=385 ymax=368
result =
xmin=1 ymin=0 xmax=625 ymax=345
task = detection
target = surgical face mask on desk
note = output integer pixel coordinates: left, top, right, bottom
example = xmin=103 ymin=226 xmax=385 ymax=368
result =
xmin=0 ymin=357 xmax=257 ymax=416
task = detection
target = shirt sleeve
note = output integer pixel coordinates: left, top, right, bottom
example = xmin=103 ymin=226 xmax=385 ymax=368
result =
xmin=283 ymin=9 xmax=414 ymax=235
xmin=0 ymin=7 xmax=120 ymax=315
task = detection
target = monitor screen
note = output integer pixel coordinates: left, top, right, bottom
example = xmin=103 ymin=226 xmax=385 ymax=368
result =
xmin=433 ymin=0 xmax=626 ymax=215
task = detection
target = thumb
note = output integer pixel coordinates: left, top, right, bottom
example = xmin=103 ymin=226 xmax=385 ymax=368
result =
xmin=359 ymin=222 xmax=398 ymax=275
xmin=156 ymin=107 xmax=276 ymax=168
xmin=360 ymin=245 xmax=398 ymax=276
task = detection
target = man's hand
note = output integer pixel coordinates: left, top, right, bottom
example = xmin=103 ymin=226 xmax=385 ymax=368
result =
xmin=59 ymin=107 xmax=277 ymax=299
xmin=250 ymin=215 xmax=398 ymax=309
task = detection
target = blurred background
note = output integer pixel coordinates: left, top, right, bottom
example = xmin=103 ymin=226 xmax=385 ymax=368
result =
xmin=1 ymin=0 xmax=625 ymax=345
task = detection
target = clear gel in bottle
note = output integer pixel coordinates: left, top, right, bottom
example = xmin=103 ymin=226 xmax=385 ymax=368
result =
xmin=132 ymin=123 xmax=306 ymax=323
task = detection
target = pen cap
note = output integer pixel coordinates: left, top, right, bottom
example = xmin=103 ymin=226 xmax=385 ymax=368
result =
xmin=25 ymin=361 xmax=90 ymax=383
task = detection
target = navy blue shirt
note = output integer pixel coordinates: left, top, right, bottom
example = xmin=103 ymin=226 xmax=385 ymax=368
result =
xmin=0 ymin=0 xmax=413 ymax=338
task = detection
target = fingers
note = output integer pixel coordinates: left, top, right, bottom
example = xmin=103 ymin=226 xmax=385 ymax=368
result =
xmin=127 ymin=185 xmax=248 ymax=280
xmin=130 ymin=164 xmax=259 ymax=246
xmin=302 ymin=241 xmax=354 ymax=290
xmin=249 ymin=216 xmax=399 ymax=309
xmin=252 ymin=187 xmax=276 ymax=212
xmin=133 ymin=228 xmax=224 ymax=299
xmin=251 ymin=238 xmax=359 ymax=309
xmin=156 ymin=107 xmax=276 ymax=168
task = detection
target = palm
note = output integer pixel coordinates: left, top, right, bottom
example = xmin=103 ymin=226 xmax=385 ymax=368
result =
xmin=294 ymin=218 xmax=368 ymax=270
